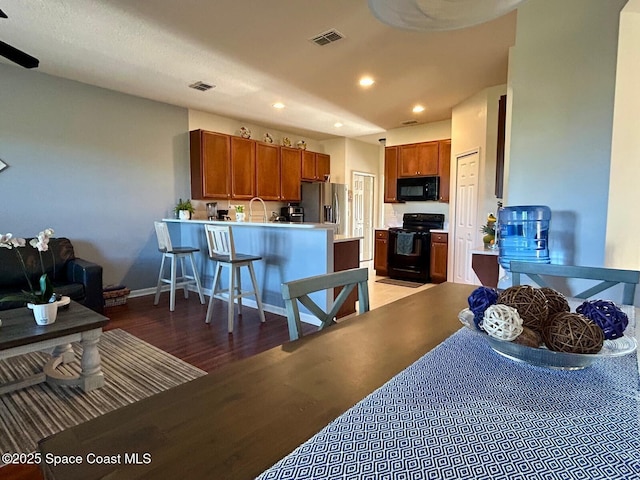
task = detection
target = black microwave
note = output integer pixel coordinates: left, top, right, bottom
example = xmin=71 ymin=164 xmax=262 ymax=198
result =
xmin=397 ymin=176 xmax=439 ymax=201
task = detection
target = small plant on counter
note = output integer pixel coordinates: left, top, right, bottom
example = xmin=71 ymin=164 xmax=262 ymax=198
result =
xmin=481 ymin=213 xmax=497 ymax=248
xmin=175 ymin=199 xmax=195 ymax=219
xmin=235 ymin=205 xmax=245 ymax=213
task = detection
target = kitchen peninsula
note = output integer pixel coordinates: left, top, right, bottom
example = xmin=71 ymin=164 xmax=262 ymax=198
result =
xmin=164 ymin=219 xmax=361 ymax=324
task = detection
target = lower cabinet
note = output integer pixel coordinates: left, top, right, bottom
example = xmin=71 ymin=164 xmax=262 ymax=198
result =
xmin=430 ymin=233 xmax=448 ymax=284
xmin=374 ymin=230 xmax=389 ymax=276
xmin=334 ymin=239 xmax=360 ymax=318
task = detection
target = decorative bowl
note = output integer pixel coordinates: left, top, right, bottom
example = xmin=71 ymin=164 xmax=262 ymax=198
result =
xmin=458 ymin=308 xmax=637 ymax=370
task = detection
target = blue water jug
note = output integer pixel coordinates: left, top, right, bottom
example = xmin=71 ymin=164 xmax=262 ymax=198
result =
xmin=498 ymin=205 xmax=551 ymax=271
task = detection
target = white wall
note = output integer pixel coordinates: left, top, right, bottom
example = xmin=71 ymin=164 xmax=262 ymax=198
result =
xmin=505 ymin=0 xmax=626 ymax=266
xmin=606 ymin=0 xmax=640 ymax=270
xmin=0 ymin=64 xmax=189 ymax=290
xmin=382 ymin=120 xmax=452 ymax=228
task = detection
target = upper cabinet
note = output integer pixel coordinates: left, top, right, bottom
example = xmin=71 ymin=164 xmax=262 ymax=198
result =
xmin=255 ymin=142 xmax=281 ymax=200
xmin=438 ymin=139 xmax=451 ymax=203
xmin=190 ymin=129 xmax=325 ymax=201
xmin=190 ymin=130 xmax=232 ymax=199
xmin=302 ymin=151 xmax=330 ymax=182
xmin=384 ymin=138 xmax=451 ymax=204
xmin=398 ymin=141 xmax=439 ymax=177
xmin=384 ymin=146 xmax=400 ymax=203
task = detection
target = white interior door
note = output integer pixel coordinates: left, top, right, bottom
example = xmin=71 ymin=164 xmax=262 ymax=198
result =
xmin=352 ymin=172 xmax=375 ymax=262
xmin=454 ymin=151 xmax=480 ymax=284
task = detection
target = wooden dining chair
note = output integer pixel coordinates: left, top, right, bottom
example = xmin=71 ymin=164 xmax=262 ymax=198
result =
xmin=281 ymin=267 xmax=370 ymax=341
xmin=153 ymin=221 xmax=205 ymax=311
xmin=510 ymin=261 xmax=640 ymax=305
xmin=204 ymin=224 xmax=266 ymax=333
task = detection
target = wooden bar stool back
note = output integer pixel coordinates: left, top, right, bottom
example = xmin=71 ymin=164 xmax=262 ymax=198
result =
xmin=204 ymin=224 xmax=266 ymax=333
xmin=153 ymin=221 xmax=205 ymax=311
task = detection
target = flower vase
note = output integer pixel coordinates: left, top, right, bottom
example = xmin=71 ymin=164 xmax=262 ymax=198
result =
xmin=236 ymin=212 xmax=245 ymax=222
xmin=28 ymin=302 xmax=59 ymax=325
xmin=178 ymin=210 xmax=191 ymax=220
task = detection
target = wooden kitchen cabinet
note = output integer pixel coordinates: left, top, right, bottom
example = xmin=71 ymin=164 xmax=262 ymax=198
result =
xmin=384 ymin=146 xmax=400 ymax=203
xmin=230 ymin=136 xmax=256 ymax=199
xmin=374 ymin=230 xmax=389 ymax=275
xmin=430 ymin=232 xmax=448 ymax=284
xmin=190 ymin=130 xmax=232 ymax=199
xmin=280 ymin=146 xmax=302 ymax=201
xmin=438 ymin=139 xmax=451 ymax=203
xmin=255 ymin=142 xmax=281 ymax=200
xmin=302 ymin=151 xmax=331 ymax=182
xmin=398 ymin=141 xmax=439 ymax=177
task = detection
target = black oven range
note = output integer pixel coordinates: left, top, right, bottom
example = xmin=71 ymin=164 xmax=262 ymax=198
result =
xmin=388 ymin=213 xmax=445 ymax=283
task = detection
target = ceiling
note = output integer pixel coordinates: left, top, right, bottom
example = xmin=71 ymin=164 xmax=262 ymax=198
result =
xmin=0 ymin=0 xmax=517 ymax=141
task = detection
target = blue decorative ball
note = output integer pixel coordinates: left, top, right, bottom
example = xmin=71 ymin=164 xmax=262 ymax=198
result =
xmin=467 ymin=287 xmax=499 ymax=330
xmin=576 ymin=300 xmax=629 ymax=340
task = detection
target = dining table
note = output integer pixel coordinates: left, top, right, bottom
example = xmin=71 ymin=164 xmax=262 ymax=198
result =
xmin=37 ymin=282 xmax=640 ymax=479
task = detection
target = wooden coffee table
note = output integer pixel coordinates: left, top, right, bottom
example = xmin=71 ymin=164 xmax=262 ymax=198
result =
xmin=0 ymin=301 xmax=109 ymax=394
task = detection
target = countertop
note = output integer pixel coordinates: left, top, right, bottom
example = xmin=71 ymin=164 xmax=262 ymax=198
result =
xmin=471 ymin=246 xmax=499 ymax=256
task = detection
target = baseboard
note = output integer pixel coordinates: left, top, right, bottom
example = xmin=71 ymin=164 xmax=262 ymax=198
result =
xmin=128 ymin=287 xmax=321 ymax=327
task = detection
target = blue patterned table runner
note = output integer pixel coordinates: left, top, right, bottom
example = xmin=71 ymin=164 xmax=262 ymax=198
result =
xmin=257 ymin=328 xmax=640 ymax=480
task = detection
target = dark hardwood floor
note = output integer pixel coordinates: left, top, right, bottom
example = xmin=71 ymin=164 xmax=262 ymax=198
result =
xmin=2 ymin=294 xmax=315 ymax=480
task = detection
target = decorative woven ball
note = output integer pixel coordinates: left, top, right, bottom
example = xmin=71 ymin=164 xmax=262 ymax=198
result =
xmin=482 ymin=304 xmax=523 ymax=341
xmin=576 ymin=300 xmax=629 ymax=340
xmin=544 ymin=312 xmax=604 ymax=354
xmin=513 ymin=326 xmax=543 ymax=348
xmin=467 ymin=286 xmax=499 ymax=330
xmin=540 ymin=287 xmax=570 ymax=317
xmin=497 ymin=285 xmax=548 ymax=332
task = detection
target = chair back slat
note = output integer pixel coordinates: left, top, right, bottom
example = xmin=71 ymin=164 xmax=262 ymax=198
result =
xmin=510 ymin=261 xmax=640 ymax=305
xmin=281 ymin=267 xmax=370 ymax=341
xmin=154 ymin=221 xmax=173 ymax=252
xmin=205 ymin=225 xmax=236 ymax=259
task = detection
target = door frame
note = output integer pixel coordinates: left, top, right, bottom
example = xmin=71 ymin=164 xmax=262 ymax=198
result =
xmin=351 ymin=170 xmax=376 ymax=262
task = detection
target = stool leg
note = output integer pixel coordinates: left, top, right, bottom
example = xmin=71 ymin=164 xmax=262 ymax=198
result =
xmin=154 ymin=254 xmax=166 ymax=306
xmin=227 ymin=264 xmax=235 ymax=334
xmin=169 ymin=254 xmax=177 ymax=312
xmin=206 ymin=263 xmax=222 ymax=324
xmin=236 ymin=265 xmax=243 ymax=316
xmin=180 ymin=256 xmax=189 ymax=299
xmin=189 ymin=253 xmax=205 ymax=305
xmin=248 ymin=262 xmax=266 ymax=323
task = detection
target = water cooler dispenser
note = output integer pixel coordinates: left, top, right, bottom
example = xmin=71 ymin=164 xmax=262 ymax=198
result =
xmin=497 ymin=205 xmax=551 ymax=287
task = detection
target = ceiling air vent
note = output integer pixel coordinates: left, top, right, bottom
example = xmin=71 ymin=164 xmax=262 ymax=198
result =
xmin=401 ymin=120 xmax=419 ymax=126
xmin=189 ymin=81 xmax=215 ymax=92
xmin=310 ymin=29 xmax=345 ymax=46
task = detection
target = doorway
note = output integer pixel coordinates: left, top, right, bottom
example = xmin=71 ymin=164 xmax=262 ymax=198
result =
xmin=352 ymin=171 xmax=375 ymax=262
xmin=453 ymin=149 xmax=480 ymax=284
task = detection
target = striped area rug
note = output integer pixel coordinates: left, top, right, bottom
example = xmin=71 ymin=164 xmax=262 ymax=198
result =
xmin=0 ymin=329 xmax=206 ymax=460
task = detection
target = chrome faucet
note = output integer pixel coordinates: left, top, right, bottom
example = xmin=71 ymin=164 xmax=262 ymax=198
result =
xmin=249 ymin=197 xmax=267 ymax=223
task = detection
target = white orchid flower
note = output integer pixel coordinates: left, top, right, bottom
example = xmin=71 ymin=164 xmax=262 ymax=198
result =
xmin=11 ymin=237 xmax=26 ymax=247
xmin=0 ymin=233 xmax=13 ymax=247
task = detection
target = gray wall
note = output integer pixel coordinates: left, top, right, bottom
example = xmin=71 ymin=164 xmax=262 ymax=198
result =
xmin=506 ymin=0 xmax=626 ymax=266
xmin=0 ymin=64 xmax=190 ymax=289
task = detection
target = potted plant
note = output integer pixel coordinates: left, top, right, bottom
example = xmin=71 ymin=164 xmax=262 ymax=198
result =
xmin=234 ymin=205 xmax=245 ymax=222
xmin=481 ymin=213 xmax=497 ymax=249
xmin=175 ymin=198 xmax=195 ymax=220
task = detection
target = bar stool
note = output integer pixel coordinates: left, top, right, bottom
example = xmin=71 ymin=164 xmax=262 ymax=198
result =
xmin=153 ymin=221 xmax=205 ymax=311
xmin=204 ymin=224 xmax=266 ymax=333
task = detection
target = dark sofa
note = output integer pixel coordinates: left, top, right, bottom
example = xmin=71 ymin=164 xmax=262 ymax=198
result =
xmin=0 ymin=237 xmax=104 ymax=313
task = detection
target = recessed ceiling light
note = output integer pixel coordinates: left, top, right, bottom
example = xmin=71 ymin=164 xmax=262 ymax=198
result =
xmin=272 ymin=102 xmax=285 ymax=109
xmin=412 ymin=105 xmax=425 ymax=113
xmin=334 ymin=122 xmax=343 ymax=128
xmin=359 ymin=76 xmax=375 ymax=87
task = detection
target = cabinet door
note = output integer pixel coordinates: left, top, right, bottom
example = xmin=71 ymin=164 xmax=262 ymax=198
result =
xmin=281 ymin=147 xmax=302 ymax=201
xmin=231 ymin=137 xmax=256 ymax=199
xmin=374 ymin=230 xmax=389 ymax=275
xmin=398 ymin=144 xmax=420 ymax=177
xmin=255 ymin=143 xmax=281 ymax=200
xmin=316 ymin=153 xmax=330 ymax=182
xmin=190 ymin=130 xmax=231 ymax=199
xmin=301 ymin=150 xmax=316 ymax=181
xmin=416 ymin=141 xmax=439 ymax=175
xmin=430 ymin=233 xmax=448 ymax=284
xmin=438 ymin=139 xmax=451 ymax=203
xmin=384 ymin=146 xmax=399 ymax=202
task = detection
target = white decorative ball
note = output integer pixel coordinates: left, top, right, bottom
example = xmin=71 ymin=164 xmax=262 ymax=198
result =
xmin=482 ymin=304 xmax=523 ymax=341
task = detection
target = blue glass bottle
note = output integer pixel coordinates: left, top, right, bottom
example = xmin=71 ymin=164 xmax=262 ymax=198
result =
xmin=498 ymin=205 xmax=551 ymax=271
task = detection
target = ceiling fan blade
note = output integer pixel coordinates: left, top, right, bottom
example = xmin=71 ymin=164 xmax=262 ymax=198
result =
xmin=0 ymin=40 xmax=39 ymax=69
